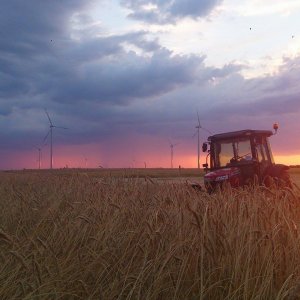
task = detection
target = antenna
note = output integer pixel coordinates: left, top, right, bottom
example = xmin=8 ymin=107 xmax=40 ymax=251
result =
xmin=169 ymin=139 xmax=179 ymax=169
xmin=194 ymin=111 xmax=212 ymax=169
xmin=44 ymin=109 xmax=68 ymax=169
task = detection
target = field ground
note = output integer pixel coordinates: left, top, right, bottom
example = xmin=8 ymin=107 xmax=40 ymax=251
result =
xmin=1 ymin=168 xmax=300 ymax=299
xmin=4 ymin=167 xmax=300 ymax=186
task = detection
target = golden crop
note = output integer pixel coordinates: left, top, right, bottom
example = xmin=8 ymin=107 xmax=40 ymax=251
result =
xmin=1 ymin=170 xmax=300 ymax=299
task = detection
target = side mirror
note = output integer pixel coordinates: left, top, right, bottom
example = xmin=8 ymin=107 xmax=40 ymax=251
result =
xmin=202 ymin=163 xmax=208 ymax=169
xmin=202 ymin=143 xmax=208 ymax=152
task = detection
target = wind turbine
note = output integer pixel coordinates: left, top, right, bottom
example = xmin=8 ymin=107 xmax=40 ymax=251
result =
xmin=44 ymin=109 xmax=67 ymax=169
xmin=194 ymin=112 xmax=212 ymax=169
xmin=169 ymin=140 xmax=179 ymax=169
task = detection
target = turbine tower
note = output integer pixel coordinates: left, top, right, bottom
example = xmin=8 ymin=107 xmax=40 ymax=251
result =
xmin=34 ymin=146 xmax=42 ymax=169
xmin=44 ymin=109 xmax=67 ymax=169
xmin=169 ymin=140 xmax=179 ymax=169
xmin=195 ymin=112 xmax=212 ymax=169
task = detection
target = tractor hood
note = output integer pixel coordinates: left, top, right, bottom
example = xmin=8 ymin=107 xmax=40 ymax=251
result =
xmin=204 ymin=167 xmax=241 ymax=183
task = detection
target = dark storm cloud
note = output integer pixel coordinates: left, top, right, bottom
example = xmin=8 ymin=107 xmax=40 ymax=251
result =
xmin=0 ymin=40 xmax=206 ymax=109
xmin=122 ymin=54 xmax=300 ymax=140
xmin=0 ymin=5 xmax=203 ymax=107
xmin=120 ymin=0 xmax=223 ymax=24
xmin=0 ymin=0 xmax=163 ymax=115
xmin=49 ymin=50 xmax=206 ymax=104
xmin=239 ymin=57 xmax=300 ymax=116
xmin=202 ymin=63 xmax=300 ymax=119
xmin=0 ymin=0 xmax=238 ymax=155
xmin=0 ymin=0 xmax=94 ymax=56
xmin=0 ymin=0 xmax=96 ymax=103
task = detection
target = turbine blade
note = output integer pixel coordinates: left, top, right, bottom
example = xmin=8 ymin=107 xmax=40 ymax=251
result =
xmin=43 ymin=130 xmax=50 ymax=144
xmin=192 ymin=130 xmax=198 ymax=138
xmin=53 ymin=126 xmax=68 ymax=129
xmin=201 ymin=127 xmax=213 ymax=135
xmin=45 ymin=109 xmax=53 ymax=126
xmin=197 ymin=110 xmax=201 ymax=126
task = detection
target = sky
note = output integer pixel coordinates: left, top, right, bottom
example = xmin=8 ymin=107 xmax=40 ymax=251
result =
xmin=1 ymin=0 xmax=300 ymax=169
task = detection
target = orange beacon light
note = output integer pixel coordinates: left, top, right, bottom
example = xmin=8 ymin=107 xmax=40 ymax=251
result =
xmin=273 ymin=122 xmax=279 ymax=134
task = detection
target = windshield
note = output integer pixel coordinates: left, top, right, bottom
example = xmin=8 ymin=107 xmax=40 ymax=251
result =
xmin=213 ymin=138 xmax=252 ymax=167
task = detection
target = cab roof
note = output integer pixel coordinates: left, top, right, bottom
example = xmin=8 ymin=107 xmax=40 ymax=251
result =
xmin=208 ymin=129 xmax=273 ymax=141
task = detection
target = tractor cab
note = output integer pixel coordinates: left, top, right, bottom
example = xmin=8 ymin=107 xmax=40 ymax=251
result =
xmin=202 ymin=127 xmax=290 ymax=192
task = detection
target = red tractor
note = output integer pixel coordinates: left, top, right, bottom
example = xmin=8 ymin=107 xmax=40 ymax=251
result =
xmin=202 ymin=125 xmax=291 ymax=192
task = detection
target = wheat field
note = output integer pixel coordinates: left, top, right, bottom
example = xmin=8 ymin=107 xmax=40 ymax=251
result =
xmin=1 ymin=170 xmax=300 ymax=299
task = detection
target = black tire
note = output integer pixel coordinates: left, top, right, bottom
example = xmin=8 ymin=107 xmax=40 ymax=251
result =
xmin=263 ymin=171 xmax=292 ymax=189
xmin=277 ymin=171 xmax=292 ymax=189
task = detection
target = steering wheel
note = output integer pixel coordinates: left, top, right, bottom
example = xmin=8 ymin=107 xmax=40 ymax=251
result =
xmin=230 ymin=153 xmax=251 ymax=162
xmin=237 ymin=153 xmax=252 ymax=160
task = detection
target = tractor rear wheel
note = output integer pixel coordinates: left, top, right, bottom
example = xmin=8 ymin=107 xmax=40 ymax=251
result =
xmin=276 ymin=170 xmax=292 ymax=189
xmin=264 ymin=171 xmax=292 ymax=189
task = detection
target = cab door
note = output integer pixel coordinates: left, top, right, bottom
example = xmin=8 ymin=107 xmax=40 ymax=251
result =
xmin=254 ymin=136 xmax=272 ymax=182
